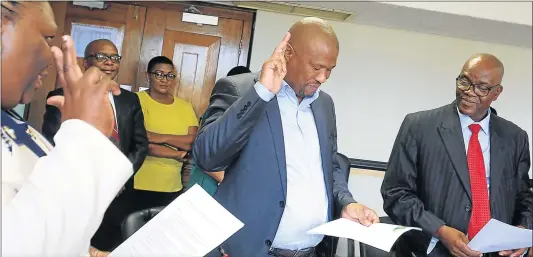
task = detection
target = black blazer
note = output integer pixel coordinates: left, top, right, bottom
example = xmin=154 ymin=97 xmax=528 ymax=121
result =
xmin=381 ymin=101 xmax=532 ymax=256
xmin=42 ymin=88 xmax=149 ymax=172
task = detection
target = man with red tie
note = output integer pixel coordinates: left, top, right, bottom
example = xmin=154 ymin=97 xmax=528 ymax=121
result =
xmin=42 ymin=39 xmax=148 ymax=255
xmin=381 ymin=53 xmax=532 ymax=257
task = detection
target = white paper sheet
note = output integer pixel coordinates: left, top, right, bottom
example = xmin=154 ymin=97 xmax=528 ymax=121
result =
xmin=308 ymin=218 xmax=421 ymax=252
xmin=468 ymin=219 xmax=533 ymax=253
xmin=119 ymin=85 xmax=132 ymax=92
xmin=109 ymin=185 xmax=244 ymax=257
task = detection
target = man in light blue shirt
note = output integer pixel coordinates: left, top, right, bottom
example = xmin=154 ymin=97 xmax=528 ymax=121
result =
xmin=194 ymin=17 xmax=380 ymax=257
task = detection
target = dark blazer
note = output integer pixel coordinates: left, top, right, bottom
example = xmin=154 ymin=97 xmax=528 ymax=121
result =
xmin=193 ymin=73 xmax=356 ymax=257
xmin=42 ymin=88 xmax=148 ymax=172
xmin=381 ymin=101 xmax=532 ymax=256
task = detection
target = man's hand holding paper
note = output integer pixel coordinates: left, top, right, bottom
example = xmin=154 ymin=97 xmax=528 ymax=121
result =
xmin=467 ymin=219 xmax=532 ymax=256
xmin=341 ymin=203 xmax=380 ymax=226
xmin=308 ymin=218 xmax=421 ymax=252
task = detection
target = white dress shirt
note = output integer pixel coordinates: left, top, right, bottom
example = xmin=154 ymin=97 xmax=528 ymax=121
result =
xmin=2 ymin=110 xmax=132 ymax=257
xmin=427 ymin=108 xmax=491 ymax=254
xmin=254 ymin=81 xmax=329 ymax=250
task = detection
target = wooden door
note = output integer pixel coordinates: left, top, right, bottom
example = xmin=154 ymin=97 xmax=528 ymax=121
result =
xmin=26 ymin=1 xmax=254 ymax=131
xmin=136 ymin=2 xmax=253 ymax=117
xmin=26 ymin=1 xmax=146 ymax=130
xmin=162 ymin=31 xmax=220 ymax=118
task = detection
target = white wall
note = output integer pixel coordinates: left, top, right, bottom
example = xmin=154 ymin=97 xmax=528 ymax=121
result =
xmin=250 ymin=10 xmax=533 ymax=177
xmin=383 ymin=1 xmax=533 ymax=26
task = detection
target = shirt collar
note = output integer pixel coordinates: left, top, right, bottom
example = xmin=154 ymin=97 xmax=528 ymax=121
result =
xmin=277 ymin=80 xmax=320 ymax=107
xmin=456 ymin=107 xmax=491 ymax=135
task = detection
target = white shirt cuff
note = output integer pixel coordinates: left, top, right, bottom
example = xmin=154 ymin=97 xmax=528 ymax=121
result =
xmin=254 ymin=82 xmax=275 ymax=102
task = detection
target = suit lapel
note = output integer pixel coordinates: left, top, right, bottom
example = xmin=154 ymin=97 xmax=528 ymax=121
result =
xmin=265 ymin=98 xmax=288 ymax=198
xmin=438 ymin=103 xmax=472 ymax=201
xmin=488 ymin=116 xmax=507 ymax=204
xmin=310 ymin=94 xmax=333 ymax=202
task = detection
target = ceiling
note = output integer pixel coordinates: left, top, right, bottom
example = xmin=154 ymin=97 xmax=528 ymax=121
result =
xmin=211 ymin=1 xmax=532 ymax=48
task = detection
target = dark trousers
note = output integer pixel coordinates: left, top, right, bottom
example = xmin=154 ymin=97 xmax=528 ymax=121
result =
xmin=130 ymin=188 xmax=181 ymax=212
xmin=91 ymin=186 xmax=135 ymax=251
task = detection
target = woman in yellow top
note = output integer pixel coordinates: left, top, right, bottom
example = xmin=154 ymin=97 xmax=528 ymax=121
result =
xmin=134 ymin=56 xmax=198 ymax=211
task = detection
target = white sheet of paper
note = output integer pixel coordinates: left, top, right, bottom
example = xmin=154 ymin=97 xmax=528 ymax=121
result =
xmin=468 ymin=219 xmax=533 ymax=253
xmin=119 ymin=85 xmax=132 ymax=91
xmin=308 ymin=218 xmax=421 ymax=252
xmin=109 ymin=185 xmax=244 ymax=257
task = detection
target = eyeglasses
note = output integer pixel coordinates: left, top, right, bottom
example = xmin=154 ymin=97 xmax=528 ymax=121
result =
xmin=149 ymin=71 xmax=176 ymax=81
xmin=456 ymin=75 xmax=501 ymax=97
xmin=86 ymin=53 xmax=122 ymax=63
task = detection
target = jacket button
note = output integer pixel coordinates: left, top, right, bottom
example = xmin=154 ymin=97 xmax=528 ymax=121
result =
xmin=279 ymin=201 xmax=285 ymax=208
xmin=465 ymin=205 xmax=471 ymax=212
xmin=244 ymin=105 xmax=248 ymax=110
xmin=265 ymin=240 xmax=272 ymax=247
xmin=247 ymin=101 xmax=251 ymax=107
xmin=237 ymin=114 xmax=242 ymax=119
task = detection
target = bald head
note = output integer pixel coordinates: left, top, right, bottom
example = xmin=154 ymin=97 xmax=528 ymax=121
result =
xmin=462 ymin=53 xmax=504 ymax=84
xmin=83 ymin=39 xmax=120 ymax=80
xmin=288 ymin=17 xmax=339 ymax=50
xmin=456 ymin=53 xmax=505 ymax=121
xmin=84 ymin=39 xmax=117 ymax=58
xmin=283 ymin=17 xmax=339 ymax=100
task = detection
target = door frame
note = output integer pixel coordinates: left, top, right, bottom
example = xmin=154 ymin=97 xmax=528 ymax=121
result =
xmin=25 ymin=1 xmax=256 ymax=130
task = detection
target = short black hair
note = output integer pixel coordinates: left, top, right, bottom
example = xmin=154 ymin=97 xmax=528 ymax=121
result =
xmin=1 ymin=1 xmax=21 ymax=21
xmin=147 ymin=56 xmax=174 ymax=73
xmin=227 ymin=66 xmax=251 ymax=76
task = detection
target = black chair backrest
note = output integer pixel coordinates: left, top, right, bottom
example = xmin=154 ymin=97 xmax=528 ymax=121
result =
xmin=359 ymin=216 xmax=395 ymax=257
xmin=121 ymin=206 xmax=165 ymax=241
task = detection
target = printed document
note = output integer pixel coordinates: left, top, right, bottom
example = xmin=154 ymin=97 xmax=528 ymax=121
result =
xmin=308 ymin=218 xmax=421 ymax=252
xmin=109 ymin=185 xmax=244 ymax=257
xmin=468 ymin=219 xmax=533 ymax=253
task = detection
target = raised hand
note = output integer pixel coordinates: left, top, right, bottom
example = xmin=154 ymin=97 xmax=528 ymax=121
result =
xmin=47 ymin=35 xmax=121 ymax=138
xmin=258 ymin=32 xmax=291 ymax=94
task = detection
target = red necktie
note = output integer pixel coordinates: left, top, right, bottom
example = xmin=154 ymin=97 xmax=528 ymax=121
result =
xmin=110 ymin=119 xmax=120 ymax=147
xmin=467 ymin=124 xmax=490 ymax=239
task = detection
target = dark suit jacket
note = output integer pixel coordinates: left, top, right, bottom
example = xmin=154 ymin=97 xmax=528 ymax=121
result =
xmin=193 ymin=73 xmax=356 ymax=257
xmin=42 ymin=88 xmax=148 ymax=172
xmin=381 ymin=101 xmax=532 ymax=256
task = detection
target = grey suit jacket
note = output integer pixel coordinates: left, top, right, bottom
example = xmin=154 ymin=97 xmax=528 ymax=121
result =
xmin=193 ymin=73 xmax=356 ymax=257
xmin=381 ymin=102 xmax=532 ymax=256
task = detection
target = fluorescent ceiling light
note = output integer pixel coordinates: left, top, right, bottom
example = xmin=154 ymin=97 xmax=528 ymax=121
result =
xmin=234 ymin=1 xmax=354 ymax=21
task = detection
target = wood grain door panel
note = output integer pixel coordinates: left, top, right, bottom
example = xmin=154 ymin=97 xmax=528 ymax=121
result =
xmin=162 ymin=30 xmax=220 ymax=116
xmin=27 ymin=1 xmax=253 ymax=131
xmin=137 ymin=3 xmax=253 ymax=117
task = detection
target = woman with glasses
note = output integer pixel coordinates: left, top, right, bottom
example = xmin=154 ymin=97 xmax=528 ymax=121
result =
xmin=133 ymin=56 xmax=198 ymax=210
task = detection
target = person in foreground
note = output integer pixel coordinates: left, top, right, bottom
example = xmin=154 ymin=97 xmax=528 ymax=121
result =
xmin=41 ymin=39 xmax=148 ymax=254
xmin=381 ymin=53 xmax=532 ymax=257
xmin=1 ymin=2 xmax=132 ymax=256
xmin=194 ymin=17 xmax=379 ymax=257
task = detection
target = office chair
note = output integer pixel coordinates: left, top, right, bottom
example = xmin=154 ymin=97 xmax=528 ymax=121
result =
xmin=121 ymin=206 xmax=165 ymax=241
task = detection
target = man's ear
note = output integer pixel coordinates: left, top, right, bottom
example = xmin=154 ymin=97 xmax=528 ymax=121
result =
xmin=284 ymin=44 xmax=293 ymax=61
xmin=493 ymin=85 xmax=503 ymax=101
